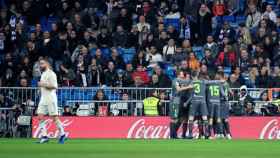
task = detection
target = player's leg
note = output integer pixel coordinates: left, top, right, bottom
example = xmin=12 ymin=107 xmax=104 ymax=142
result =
xmin=207 ymin=103 xmax=214 ymax=138
xmin=221 ymin=102 xmax=231 ymax=139
xmin=181 ymin=105 xmax=189 ymax=138
xmin=187 ymin=102 xmax=197 ymax=139
xmin=214 ymin=104 xmax=223 ymax=138
xmin=48 ymin=101 xmax=66 ymax=143
xmin=181 ymin=118 xmax=188 ymax=138
xmin=222 ymin=118 xmax=232 ymax=139
xmin=37 ymin=102 xmax=49 ymax=143
xmin=200 ymin=102 xmax=209 ymax=138
xmin=169 ymin=97 xmax=180 ymax=139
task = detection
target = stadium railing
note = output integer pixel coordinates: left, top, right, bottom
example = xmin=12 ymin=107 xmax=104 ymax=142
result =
xmin=0 ymin=87 xmax=278 ymax=137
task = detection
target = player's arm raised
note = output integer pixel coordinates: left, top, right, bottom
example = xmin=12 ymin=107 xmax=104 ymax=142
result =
xmin=176 ymin=83 xmax=193 ymax=92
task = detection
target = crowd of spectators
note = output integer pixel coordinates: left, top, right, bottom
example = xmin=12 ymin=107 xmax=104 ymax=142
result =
xmin=0 ymin=0 xmax=279 ymax=89
xmin=0 ymin=0 xmax=280 ymax=118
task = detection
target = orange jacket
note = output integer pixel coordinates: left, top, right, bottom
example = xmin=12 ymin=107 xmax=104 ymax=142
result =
xmin=188 ymin=58 xmax=200 ymax=70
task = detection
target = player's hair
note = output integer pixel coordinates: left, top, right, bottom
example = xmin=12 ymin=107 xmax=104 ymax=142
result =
xmin=176 ymin=69 xmax=184 ymax=77
xmin=217 ymin=71 xmax=225 ymax=78
xmin=39 ymin=58 xmax=52 ymax=69
xmin=191 ymin=70 xmax=199 ymax=78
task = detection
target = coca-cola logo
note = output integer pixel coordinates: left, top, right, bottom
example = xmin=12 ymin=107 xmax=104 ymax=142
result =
xmin=33 ymin=119 xmax=73 ymax=138
xmin=259 ymin=119 xmax=280 ymax=140
xmin=127 ymin=119 xmax=199 ymax=139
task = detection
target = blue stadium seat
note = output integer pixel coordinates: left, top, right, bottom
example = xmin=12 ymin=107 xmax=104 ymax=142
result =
xmin=223 ymin=16 xmax=235 ymax=23
xmin=117 ymin=48 xmax=124 ymax=55
xmin=265 ymin=0 xmax=276 ymax=5
xmin=122 ymin=48 xmax=136 ymax=55
xmin=164 ymin=18 xmax=180 ymax=30
xmin=224 ymin=67 xmax=232 ymax=76
xmin=236 ymin=16 xmax=246 ymax=24
xmin=192 ymin=46 xmax=204 ymax=60
xmin=122 ymin=54 xmax=134 ymax=64
xmin=90 ymin=48 xmax=97 ymax=57
xmin=101 ymin=48 xmax=111 ymax=58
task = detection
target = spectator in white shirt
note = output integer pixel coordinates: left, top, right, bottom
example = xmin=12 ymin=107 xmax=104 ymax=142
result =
xmin=162 ymin=38 xmax=176 ymax=61
xmin=146 ymin=46 xmax=163 ymax=67
xmin=262 ymin=4 xmax=277 ymax=23
xmin=136 ymin=15 xmax=151 ymax=32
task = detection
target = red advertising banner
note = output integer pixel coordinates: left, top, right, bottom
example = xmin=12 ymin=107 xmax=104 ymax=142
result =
xmin=32 ymin=117 xmax=280 ymax=139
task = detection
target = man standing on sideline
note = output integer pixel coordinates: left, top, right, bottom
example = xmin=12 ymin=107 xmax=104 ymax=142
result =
xmin=37 ymin=59 xmax=66 ymax=144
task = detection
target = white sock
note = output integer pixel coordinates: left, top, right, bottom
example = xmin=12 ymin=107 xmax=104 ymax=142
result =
xmin=55 ymin=119 xmax=65 ymax=136
xmin=39 ymin=120 xmax=47 ymax=137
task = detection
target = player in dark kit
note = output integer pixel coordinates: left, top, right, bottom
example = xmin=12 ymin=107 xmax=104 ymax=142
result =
xmin=170 ymin=70 xmax=192 ymax=139
xmin=219 ymin=74 xmax=232 ymax=139
xmin=206 ymin=76 xmax=224 ymax=139
xmin=187 ymin=71 xmax=209 ymax=139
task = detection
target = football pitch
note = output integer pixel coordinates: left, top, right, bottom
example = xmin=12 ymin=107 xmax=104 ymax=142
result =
xmin=0 ymin=139 xmax=280 ymax=158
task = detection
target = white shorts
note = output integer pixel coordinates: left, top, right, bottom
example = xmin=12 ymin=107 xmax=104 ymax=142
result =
xmin=37 ymin=98 xmax=58 ymax=116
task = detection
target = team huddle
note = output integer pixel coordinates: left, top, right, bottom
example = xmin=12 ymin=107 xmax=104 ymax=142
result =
xmin=170 ymin=70 xmax=232 ymax=139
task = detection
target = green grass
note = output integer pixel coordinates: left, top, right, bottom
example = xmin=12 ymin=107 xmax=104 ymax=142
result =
xmin=0 ymin=139 xmax=280 ymax=158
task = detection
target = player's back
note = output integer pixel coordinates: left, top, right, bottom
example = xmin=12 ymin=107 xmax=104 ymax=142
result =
xmin=206 ymin=80 xmax=222 ymax=103
xmin=191 ymin=79 xmax=207 ymax=101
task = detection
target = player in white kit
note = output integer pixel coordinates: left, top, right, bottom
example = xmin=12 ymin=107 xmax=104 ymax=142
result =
xmin=37 ymin=59 xmax=66 ymax=144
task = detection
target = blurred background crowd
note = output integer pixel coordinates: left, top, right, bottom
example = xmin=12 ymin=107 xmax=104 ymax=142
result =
xmin=0 ymin=0 xmax=280 ymax=88
xmin=0 ymin=0 xmax=280 ymax=118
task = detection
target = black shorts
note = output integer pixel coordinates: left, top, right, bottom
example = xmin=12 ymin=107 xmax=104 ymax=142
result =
xmin=170 ymin=96 xmax=189 ymax=119
xmin=189 ymin=100 xmax=208 ymax=117
xmin=208 ymin=102 xmax=221 ymax=118
xmin=220 ymin=101 xmax=230 ymax=119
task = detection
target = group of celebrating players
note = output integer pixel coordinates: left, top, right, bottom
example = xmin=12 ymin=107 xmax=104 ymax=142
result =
xmin=170 ymin=70 xmax=232 ymax=139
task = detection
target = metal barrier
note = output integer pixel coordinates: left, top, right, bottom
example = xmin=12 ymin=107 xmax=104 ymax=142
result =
xmin=0 ymin=86 xmax=279 ymax=137
xmin=0 ymin=87 xmax=275 ymax=114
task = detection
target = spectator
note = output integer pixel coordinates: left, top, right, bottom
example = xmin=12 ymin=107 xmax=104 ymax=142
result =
xmin=132 ymin=65 xmax=150 ymax=86
xmin=262 ymin=4 xmax=277 ymax=23
xmin=246 ymin=4 xmax=261 ymax=28
xmin=87 ymin=59 xmax=104 ymax=87
xmin=63 ymin=106 xmax=73 ymax=116
xmin=256 ymin=66 xmax=271 ymax=88
xmin=136 ymin=15 xmax=150 ymax=32
xmin=188 ymin=52 xmax=200 ymax=71
xmin=197 ymin=4 xmax=212 ymax=43
xmin=228 ymin=74 xmax=241 ymax=88
xmin=104 ymin=61 xmax=117 ymax=87
xmin=132 ymin=50 xmax=148 ymax=69
xmin=154 ymin=65 xmax=171 ymax=88
xmin=203 ymin=35 xmax=219 ymax=58
xmin=215 ymin=21 xmax=236 ymax=44
xmin=109 ymin=47 xmax=125 ymax=69
xmin=212 ymin=0 xmax=226 ymax=17
xmin=146 ymin=45 xmax=163 ymax=67
xmin=93 ymin=89 xmax=110 ymax=116
xmin=201 ymin=48 xmax=216 ymax=74
xmin=171 ymin=47 xmax=187 ymax=67
xmin=112 ymin=25 xmax=127 ymax=48
xmin=271 ymin=66 xmax=280 ymax=87
xmin=162 ymin=38 xmax=176 ymax=61
xmin=149 ymin=74 xmax=160 ymax=88
xmin=216 ymin=45 xmax=236 ymax=67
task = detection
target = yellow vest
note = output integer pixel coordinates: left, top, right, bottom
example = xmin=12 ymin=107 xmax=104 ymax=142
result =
xmin=143 ymin=97 xmax=159 ymax=116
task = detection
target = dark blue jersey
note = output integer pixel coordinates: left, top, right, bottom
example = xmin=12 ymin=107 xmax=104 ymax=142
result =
xmin=206 ymin=81 xmax=222 ymax=103
xmin=191 ymin=80 xmax=207 ymax=101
